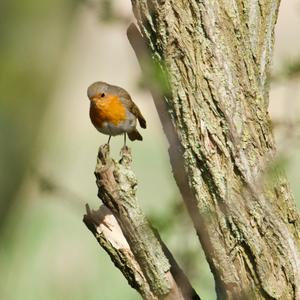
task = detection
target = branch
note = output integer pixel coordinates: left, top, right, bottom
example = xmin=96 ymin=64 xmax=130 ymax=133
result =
xmin=83 ymin=145 xmax=200 ymax=300
xmin=83 ymin=204 xmax=156 ymax=299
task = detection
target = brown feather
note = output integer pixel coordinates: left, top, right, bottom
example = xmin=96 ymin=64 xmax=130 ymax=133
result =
xmin=127 ymin=129 xmax=143 ymax=141
xmin=130 ymin=104 xmax=147 ymax=129
xmin=116 ymin=87 xmax=147 ymax=129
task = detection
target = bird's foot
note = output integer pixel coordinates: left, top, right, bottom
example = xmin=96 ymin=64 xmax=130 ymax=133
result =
xmin=121 ymin=145 xmax=129 ymax=152
xmin=119 ymin=145 xmax=131 ymax=166
xmin=97 ymin=143 xmax=110 ymax=163
xmin=99 ymin=143 xmax=110 ymax=152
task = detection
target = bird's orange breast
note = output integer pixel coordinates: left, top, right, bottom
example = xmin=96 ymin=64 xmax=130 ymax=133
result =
xmin=89 ymin=95 xmax=126 ymax=129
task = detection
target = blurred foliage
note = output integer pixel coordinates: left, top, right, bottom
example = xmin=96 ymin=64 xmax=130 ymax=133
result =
xmin=83 ymin=0 xmax=130 ymax=23
xmin=265 ymin=155 xmax=290 ymax=187
xmin=148 ymin=199 xmax=183 ymax=233
xmin=0 ymin=0 xmax=78 ymax=233
xmin=98 ymin=0 xmax=115 ymax=22
xmin=31 ymin=168 xmax=85 ymax=213
xmin=149 ymin=198 xmax=215 ymax=298
xmin=272 ymin=56 xmax=300 ymax=82
xmin=283 ymin=57 xmax=300 ymax=79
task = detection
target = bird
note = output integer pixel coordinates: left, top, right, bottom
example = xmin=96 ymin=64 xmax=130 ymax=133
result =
xmin=87 ymin=81 xmax=146 ymax=146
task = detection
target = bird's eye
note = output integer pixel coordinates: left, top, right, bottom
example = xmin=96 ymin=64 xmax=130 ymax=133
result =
xmin=101 ymin=93 xmax=105 ymax=97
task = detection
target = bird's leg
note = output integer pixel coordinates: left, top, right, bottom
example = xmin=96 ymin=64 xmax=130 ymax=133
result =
xmin=103 ymin=135 xmax=111 ymax=152
xmin=120 ymin=133 xmax=130 ymax=159
xmin=121 ymin=133 xmax=128 ymax=153
xmin=123 ymin=133 xmax=127 ymax=147
xmin=107 ymin=135 xmax=111 ymax=145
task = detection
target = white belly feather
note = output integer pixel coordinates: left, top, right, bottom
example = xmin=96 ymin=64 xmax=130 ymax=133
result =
xmin=97 ymin=110 xmax=137 ymax=136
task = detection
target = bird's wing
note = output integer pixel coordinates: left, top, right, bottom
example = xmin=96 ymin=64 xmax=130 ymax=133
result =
xmin=130 ymin=102 xmax=146 ymax=129
xmin=117 ymin=89 xmax=147 ymax=129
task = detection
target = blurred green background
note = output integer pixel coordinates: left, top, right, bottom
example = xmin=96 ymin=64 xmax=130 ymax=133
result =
xmin=0 ymin=1 xmax=299 ymax=299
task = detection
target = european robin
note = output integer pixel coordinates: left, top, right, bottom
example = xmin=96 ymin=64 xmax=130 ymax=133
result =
xmin=87 ymin=81 xmax=146 ymax=145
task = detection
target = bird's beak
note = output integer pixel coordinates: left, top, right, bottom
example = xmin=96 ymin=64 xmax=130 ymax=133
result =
xmin=91 ymin=95 xmax=98 ymax=102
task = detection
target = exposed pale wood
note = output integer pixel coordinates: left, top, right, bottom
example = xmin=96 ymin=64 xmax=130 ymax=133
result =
xmin=83 ymin=204 xmax=156 ymax=299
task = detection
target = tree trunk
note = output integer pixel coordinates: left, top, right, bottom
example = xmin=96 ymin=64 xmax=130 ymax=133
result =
xmin=130 ymin=1 xmax=300 ymax=299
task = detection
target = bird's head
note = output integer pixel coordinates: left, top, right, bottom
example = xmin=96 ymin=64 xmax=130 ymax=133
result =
xmin=87 ymin=81 xmax=109 ymax=102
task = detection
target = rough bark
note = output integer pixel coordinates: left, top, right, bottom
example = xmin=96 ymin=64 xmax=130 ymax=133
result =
xmin=84 ymin=145 xmax=200 ymax=300
xmin=129 ymin=1 xmax=300 ymax=299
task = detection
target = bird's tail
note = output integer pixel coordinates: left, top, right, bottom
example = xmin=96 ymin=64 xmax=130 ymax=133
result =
xmin=127 ymin=129 xmax=143 ymax=141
